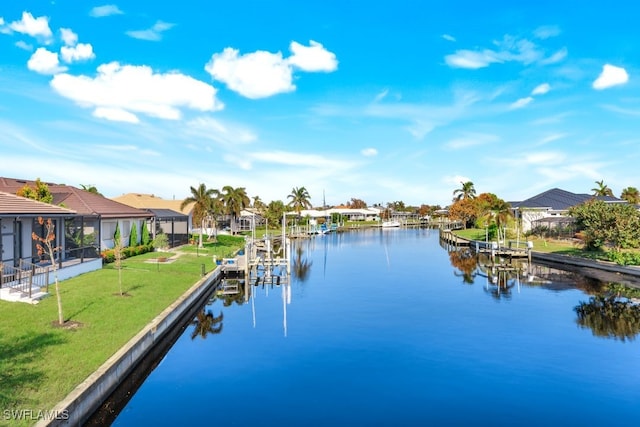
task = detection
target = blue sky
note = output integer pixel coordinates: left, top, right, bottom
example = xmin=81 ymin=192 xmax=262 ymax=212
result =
xmin=1 ymin=1 xmax=638 ymax=207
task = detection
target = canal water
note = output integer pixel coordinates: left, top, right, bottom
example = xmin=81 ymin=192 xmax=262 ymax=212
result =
xmin=113 ymin=228 xmax=640 ymax=426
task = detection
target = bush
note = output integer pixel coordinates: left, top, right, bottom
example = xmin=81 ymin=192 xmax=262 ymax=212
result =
xmin=101 ymin=244 xmax=152 ymax=264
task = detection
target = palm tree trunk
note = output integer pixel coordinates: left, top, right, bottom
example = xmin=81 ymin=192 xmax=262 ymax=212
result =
xmin=199 ymin=218 xmax=204 ymax=248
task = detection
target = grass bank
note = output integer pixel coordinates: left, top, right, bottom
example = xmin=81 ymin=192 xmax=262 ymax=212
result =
xmin=0 ymin=236 xmax=244 ymax=427
xmin=453 ymin=228 xmax=640 ymax=264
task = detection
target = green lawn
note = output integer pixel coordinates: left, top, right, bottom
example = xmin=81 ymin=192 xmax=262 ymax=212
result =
xmin=452 ymin=228 xmax=620 ymax=262
xmin=0 ymin=237 xmax=244 ymax=426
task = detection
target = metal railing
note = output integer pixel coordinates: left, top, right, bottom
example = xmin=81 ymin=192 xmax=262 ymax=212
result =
xmin=0 ymin=260 xmax=50 ymax=298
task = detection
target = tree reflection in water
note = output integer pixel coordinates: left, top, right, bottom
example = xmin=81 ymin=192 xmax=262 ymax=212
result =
xmin=448 ymin=248 xmax=478 ymax=284
xmin=575 ymin=295 xmax=640 ymax=342
xmin=293 ymin=245 xmax=312 ymax=282
xmin=190 ymin=309 xmax=224 ymax=340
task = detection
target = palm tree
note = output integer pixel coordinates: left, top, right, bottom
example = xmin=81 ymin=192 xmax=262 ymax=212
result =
xmin=453 ymin=181 xmax=476 ymax=201
xmin=620 ymin=187 xmax=640 ymax=204
xmin=79 ymin=184 xmax=102 ymax=196
xmin=287 ymin=186 xmax=312 ymax=217
xmin=220 ymin=186 xmax=250 ymax=234
xmin=181 ymin=183 xmax=218 ymax=248
xmin=591 ymin=180 xmax=614 ymax=197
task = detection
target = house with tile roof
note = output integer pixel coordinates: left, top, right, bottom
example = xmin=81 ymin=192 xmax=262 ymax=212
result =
xmin=112 ymin=193 xmax=195 ymax=247
xmin=0 ymin=191 xmax=105 ymax=302
xmin=0 ymin=177 xmax=153 ymax=253
xmin=510 ymin=188 xmax=626 ymax=232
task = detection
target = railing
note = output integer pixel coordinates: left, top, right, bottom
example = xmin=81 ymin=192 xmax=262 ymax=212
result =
xmin=0 ymin=260 xmax=50 ymax=298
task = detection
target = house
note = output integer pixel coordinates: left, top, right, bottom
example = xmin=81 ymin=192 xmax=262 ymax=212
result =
xmin=112 ymin=193 xmax=194 ymax=246
xmin=510 ymin=188 xmax=626 ymax=232
xmin=0 ymin=177 xmax=153 ymax=252
xmin=0 ymin=191 xmax=104 ymax=302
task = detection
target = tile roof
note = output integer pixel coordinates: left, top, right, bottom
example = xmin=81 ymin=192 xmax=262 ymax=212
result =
xmin=0 ymin=191 xmax=76 ymax=216
xmin=111 ymin=193 xmax=194 ymax=215
xmin=511 ymin=187 xmax=625 ymax=210
xmin=0 ymin=177 xmax=151 ymax=219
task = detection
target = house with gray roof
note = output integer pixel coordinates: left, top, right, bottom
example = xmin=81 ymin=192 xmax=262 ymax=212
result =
xmin=510 ymin=188 xmax=626 ymax=232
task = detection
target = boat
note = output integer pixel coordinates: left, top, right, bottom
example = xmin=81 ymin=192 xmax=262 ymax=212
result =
xmin=382 ymin=220 xmax=401 ymax=228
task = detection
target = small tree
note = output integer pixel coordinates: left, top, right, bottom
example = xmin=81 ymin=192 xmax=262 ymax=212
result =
xmin=129 ymin=222 xmax=138 ymax=247
xmin=152 ymin=233 xmax=169 ymax=251
xmin=141 ymin=222 xmax=151 ymax=245
xmin=32 ymin=217 xmax=64 ymax=326
xmin=114 ymin=222 xmax=121 ymax=248
xmin=114 ymin=235 xmax=124 ymax=296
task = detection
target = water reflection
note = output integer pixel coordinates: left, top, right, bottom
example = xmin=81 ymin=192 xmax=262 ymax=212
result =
xmin=447 ymin=246 xmax=640 ymax=340
xmin=190 ymin=309 xmax=223 ymax=340
xmin=293 ymin=245 xmax=312 ymax=282
xmin=575 ymin=296 xmax=640 ymax=342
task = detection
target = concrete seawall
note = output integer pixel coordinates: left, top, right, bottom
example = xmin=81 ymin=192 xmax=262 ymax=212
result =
xmin=37 ymin=267 xmax=223 ymax=427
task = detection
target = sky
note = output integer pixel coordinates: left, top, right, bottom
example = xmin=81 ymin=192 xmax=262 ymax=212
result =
xmin=1 ymin=1 xmax=639 ymax=208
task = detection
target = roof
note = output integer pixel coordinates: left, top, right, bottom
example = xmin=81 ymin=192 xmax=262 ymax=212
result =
xmin=0 ymin=177 xmax=151 ymax=219
xmin=146 ymin=208 xmax=188 ymax=220
xmin=511 ymin=188 xmax=625 ymax=211
xmin=0 ymin=191 xmax=76 ymax=217
xmin=112 ymin=193 xmax=194 ymax=215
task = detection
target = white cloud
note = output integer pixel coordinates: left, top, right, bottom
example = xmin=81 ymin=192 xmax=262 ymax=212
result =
xmin=442 ymin=34 xmax=456 ymax=42
xmin=524 ymin=151 xmax=563 ymax=165
xmin=361 ymin=148 xmax=378 ymax=157
xmin=93 ymin=107 xmax=139 ymax=123
xmin=186 ymin=116 xmax=257 ymax=145
xmin=27 ymin=48 xmax=67 ymax=74
xmin=15 ymin=40 xmax=33 ymax=51
xmin=60 ymin=28 xmax=78 ymax=46
xmin=126 ymin=20 xmax=174 ymax=41
xmin=592 ymin=64 xmax=629 ymax=90
xmin=533 ymin=25 xmax=561 ymax=39
xmin=373 ymin=89 xmax=389 ymax=103
xmin=205 ymin=41 xmax=337 ymax=99
xmin=445 ymin=35 xmax=566 ymax=69
xmin=444 ymin=132 xmax=499 ymax=150
xmin=531 ymin=83 xmax=550 ymax=95
xmin=205 ymin=47 xmax=294 ymax=99
xmin=50 ymin=62 xmax=223 ymax=123
xmin=443 ymin=175 xmax=472 ymax=187
xmin=445 ymin=49 xmax=500 ymax=69
xmin=90 ymin=5 xmax=124 ymax=18
xmin=60 ymin=43 xmax=95 ymax=63
xmin=288 ymin=40 xmax=337 ymax=72
xmin=509 ymin=96 xmax=533 ymax=109
xmin=9 ymin=12 xmax=52 ymax=39
xmin=540 ymin=47 xmax=568 ymax=65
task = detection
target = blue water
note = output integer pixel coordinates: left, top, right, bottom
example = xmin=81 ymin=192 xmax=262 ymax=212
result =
xmin=114 ymin=229 xmax=640 ymax=426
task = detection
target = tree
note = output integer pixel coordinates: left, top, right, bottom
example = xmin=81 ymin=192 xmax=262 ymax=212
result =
xmin=347 ymin=198 xmax=367 ymax=209
xmin=252 ymin=195 xmax=266 ymax=213
xmin=591 ymin=179 xmax=614 ymax=197
xmin=569 ymin=199 xmax=640 ymax=251
xmin=113 ymin=234 xmax=125 ymax=296
xmin=32 ymin=217 xmax=64 ymax=325
xmin=114 ymin=222 xmax=121 ymax=247
xmin=620 ymin=187 xmax=640 ymax=204
xmin=453 ymin=181 xmax=476 ymax=201
xmin=264 ymin=200 xmax=286 ymax=227
xmin=79 ymin=184 xmax=102 ymax=196
xmin=17 ymin=178 xmax=53 ymax=204
xmin=287 ymin=186 xmax=312 ymax=216
xmin=129 ymin=222 xmax=138 ymax=247
xmin=220 ymin=186 xmax=250 ymax=234
xmin=141 ymin=221 xmax=151 ymax=245
xmin=448 ymin=198 xmax=479 ymax=229
xmin=181 ymin=183 xmax=219 ymax=248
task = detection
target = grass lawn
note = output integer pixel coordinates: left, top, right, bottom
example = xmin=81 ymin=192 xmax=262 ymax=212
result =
xmin=0 ymin=236 xmax=244 ymax=426
xmin=453 ymin=228 xmax=619 ymax=262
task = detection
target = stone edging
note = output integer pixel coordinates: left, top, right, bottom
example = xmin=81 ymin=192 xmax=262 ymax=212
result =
xmin=36 ymin=267 xmax=223 ymax=427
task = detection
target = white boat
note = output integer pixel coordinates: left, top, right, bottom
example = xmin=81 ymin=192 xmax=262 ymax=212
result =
xmin=382 ymin=220 xmax=401 ymax=228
